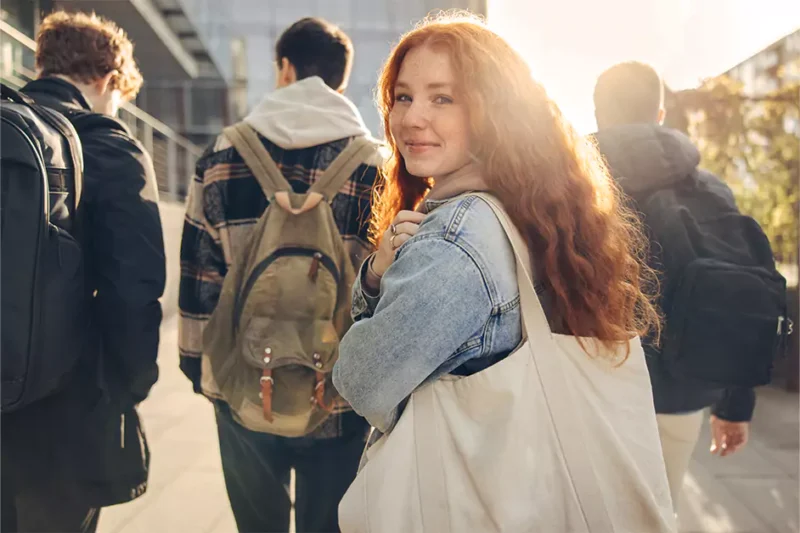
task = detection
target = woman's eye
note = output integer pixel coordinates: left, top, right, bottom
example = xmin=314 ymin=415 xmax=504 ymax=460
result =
xmin=395 ymin=94 xmax=412 ymax=103
xmin=434 ymin=95 xmax=453 ymax=105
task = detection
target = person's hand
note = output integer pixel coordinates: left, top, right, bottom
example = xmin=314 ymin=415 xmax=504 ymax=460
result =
xmin=710 ymin=415 xmax=749 ymax=457
xmin=372 ymin=211 xmax=425 ymax=277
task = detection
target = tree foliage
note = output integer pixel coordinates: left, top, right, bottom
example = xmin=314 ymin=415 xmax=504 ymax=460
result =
xmin=666 ymin=70 xmax=799 ymax=270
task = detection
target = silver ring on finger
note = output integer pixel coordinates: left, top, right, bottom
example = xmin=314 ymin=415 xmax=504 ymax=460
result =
xmin=390 ymin=234 xmax=398 ymax=248
xmin=390 ymin=224 xmax=397 ymax=236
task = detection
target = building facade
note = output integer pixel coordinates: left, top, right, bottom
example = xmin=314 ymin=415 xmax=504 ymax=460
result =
xmin=725 ymin=28 xmax=800 ymax=97
xmin=1 ymin=0 xmax=53 ymax=38
xmin=0 ymin=0 xmax=211 ymax=199
xmin=2 ymin=0 xmax=487 ymax=153
xmin=167 ymin=0 xmax=487 ymax=142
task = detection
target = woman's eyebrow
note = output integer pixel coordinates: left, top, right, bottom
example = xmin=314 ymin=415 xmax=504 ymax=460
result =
xmin=394 ymin=81 xmax=453 ymax=90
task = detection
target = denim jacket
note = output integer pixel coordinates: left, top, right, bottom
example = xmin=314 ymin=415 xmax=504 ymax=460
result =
xmin=333 ymin=194 xmax=524 ymax=432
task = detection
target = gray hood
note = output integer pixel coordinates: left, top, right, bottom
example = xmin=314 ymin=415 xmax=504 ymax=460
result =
xmin=244 ymin=76 xmax=371 ymax=150
xmin=592 ymin=124 xmax=700 ymax=195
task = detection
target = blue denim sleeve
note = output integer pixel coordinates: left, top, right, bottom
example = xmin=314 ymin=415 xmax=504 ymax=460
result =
xmin=333 ymin=236 xmax=492 ymax=432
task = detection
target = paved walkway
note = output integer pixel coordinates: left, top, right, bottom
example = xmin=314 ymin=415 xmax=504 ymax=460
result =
xmin=96 ymin=314 xmax=799 ymax=533
xmin=98 ymin=202 xmax=798 ymax=533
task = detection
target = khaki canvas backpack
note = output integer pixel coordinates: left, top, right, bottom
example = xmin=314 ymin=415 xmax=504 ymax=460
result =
xmin=201 ymin=123 xmax=376 ymax=437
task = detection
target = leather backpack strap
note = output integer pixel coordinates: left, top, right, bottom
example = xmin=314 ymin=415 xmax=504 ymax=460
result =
xmin=309 ymin=136 xmax=376 ymax=202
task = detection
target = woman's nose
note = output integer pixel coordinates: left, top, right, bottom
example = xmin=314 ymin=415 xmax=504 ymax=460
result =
xmin=402 ymin=101 xmax=428 ymax=129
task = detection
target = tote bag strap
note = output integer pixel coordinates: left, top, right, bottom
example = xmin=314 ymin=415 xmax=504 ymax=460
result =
xmin=473 ymin=193 xmax=615 ymax=532
xmin=412 ymin=385 xmax=452 ymax=532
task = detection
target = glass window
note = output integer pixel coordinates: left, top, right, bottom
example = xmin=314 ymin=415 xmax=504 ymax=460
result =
xmin=316 ymin=0 xmax=352 ymax=27
xmin=352 ymin=0 xmax=390 ymax=31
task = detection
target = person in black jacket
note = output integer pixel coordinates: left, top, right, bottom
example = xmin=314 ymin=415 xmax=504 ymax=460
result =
xmin=592 ymin=61 xmax=756 ymax=511
xmin=1 ymin=12 xmax=165 ymax=533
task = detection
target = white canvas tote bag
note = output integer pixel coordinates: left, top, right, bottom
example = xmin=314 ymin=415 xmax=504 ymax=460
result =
xmin=338 ymin=194 xmax=676 ymax=533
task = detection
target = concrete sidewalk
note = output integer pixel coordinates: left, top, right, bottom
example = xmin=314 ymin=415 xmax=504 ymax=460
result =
xmin=97 ymin=311 xmax=799 ymax=533
xmin=678 ymin=386 xmax=799 ymax=533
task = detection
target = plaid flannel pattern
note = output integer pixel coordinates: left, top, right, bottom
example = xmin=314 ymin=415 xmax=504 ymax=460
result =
xmin=179 ymin=131 xmax=381 ymax=436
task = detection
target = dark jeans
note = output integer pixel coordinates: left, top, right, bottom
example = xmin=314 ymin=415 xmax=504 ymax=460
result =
xmin=1 ymin=473 xmax=99 ymax=533
xmin=215 ymin=401 xmax=368 ymax=533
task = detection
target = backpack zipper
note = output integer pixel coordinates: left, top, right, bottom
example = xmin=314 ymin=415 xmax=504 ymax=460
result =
xmin=234 ymin=247 xmax=339 ymax=328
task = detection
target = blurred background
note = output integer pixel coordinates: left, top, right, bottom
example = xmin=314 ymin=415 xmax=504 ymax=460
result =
xmin=1 ymin=1 xmax=798 ymax=532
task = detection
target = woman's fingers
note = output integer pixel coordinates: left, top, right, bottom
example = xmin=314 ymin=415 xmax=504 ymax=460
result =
xmin=394 ymin=221 xmax=420 ymax=236
xmin=390 ymin=211 xmax=424 ymax=241
xmin=372 ymin=211 xmax=424 ymax=277
xmin=394 ymin=210 xmax=426 ymax=225
xmin=390 ymin=233 xmax=413 ymax=249
xmin=384 ymin=230 xmax=412 ymax=250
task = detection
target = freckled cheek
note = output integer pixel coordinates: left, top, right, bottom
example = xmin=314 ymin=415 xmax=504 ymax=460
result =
xmin=389 ymin=109 xmax=404 ymax=139
xmin=431 ymin=117 xmax=461 ymax=150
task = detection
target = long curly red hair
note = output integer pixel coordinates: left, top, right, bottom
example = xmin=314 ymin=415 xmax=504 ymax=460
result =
xmin=372 ymin=12 xmax=660 ymax=352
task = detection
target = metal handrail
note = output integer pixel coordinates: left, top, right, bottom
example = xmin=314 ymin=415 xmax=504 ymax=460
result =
xmin=0 ymin=19 xmax=201 ymax=157
xmin=0 ymin=18 xmax=36 ymax=48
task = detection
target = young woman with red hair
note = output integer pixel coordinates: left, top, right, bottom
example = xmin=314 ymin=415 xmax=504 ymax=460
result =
xmin=333 ymin=12 xmax=675 ymax=531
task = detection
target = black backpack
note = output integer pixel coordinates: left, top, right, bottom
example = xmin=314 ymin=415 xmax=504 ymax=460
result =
xmin=632 ymin=171 xmax=790 ymax=389
xmin=1 ymin=84 xmax=90 ymax=412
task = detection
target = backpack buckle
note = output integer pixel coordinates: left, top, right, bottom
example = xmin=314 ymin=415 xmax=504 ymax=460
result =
xmin=312 ymin=371 xmax=335 ymax=413
xmin=778 ymin=316 xmax=794 ymax=336
xmin=260 ymin=368 xmax=274 ymax=422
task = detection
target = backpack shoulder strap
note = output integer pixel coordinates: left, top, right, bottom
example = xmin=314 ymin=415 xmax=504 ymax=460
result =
xmin=1 ymin=83 xmax=35 ymax=105
xmin=223 ymin=122 xmax=291 ymax=200
xmin=23 ymin=103 xmax=86 ymax=214
xmin=310 ymin=136 xmax=376 ymax=202
xmin=41 ymin=108 xmax=84 ymax=212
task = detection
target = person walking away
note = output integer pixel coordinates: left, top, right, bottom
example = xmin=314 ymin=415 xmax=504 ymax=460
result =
xmin=178 ymin=17 xmax=385 ymax=533
xmin=1 ymin=11 xmax=165 ymax=533
xmin=592 ymin=61 xmax=789 ymax=511
xmin=332 ymin=12 xmax=676 ymax=533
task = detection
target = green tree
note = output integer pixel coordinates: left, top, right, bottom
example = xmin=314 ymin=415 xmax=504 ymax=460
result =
xmin=667 ymin=72 xmax=799 ymax=271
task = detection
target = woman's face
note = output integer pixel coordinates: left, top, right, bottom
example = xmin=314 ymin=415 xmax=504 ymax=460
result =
xmin=389 ymin=45 xmax=474 ymax=181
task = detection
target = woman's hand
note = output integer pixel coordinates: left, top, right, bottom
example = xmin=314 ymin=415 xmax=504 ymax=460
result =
xmin=372 ymin=211 xmax=426 ymax=277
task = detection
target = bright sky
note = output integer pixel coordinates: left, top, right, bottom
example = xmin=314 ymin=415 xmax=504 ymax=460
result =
xmin=488 ymin=0 xmax=800 ymax=134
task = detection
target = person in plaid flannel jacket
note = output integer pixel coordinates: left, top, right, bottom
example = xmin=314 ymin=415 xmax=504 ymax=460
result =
xmin=178 ymin=17 xmax=385 ymax=533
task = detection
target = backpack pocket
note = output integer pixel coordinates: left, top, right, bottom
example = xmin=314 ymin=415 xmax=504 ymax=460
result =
xmin=662 ymin=259 xmax=787 ymax=388
xmin=224 ymin=316 xmax=341 ymax=435
xmin=234 ymin=247 xmax=340 ymax=328
xmin=38 ymin=223 xmax=89 ymax=384
xmin=240 ymin=316 xmax=339 ymax=371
